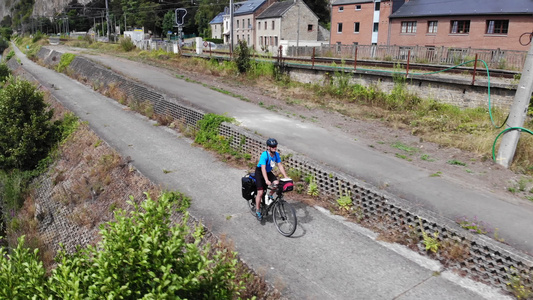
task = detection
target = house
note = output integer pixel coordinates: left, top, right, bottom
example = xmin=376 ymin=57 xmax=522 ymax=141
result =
xmin=231 ymin=0 xmax=276 ymax=48
xmin=330 ymin=0 xmax=405 ymax=46
xmin=256 ymin=0 xmax=320 ymax=53
xmin=209 ymin=12 xmax=225 ymax=40
xmin=388 ymin=0 xmax=533 ymax=51
xmin=331 ymin=0 xmax=533 ymax=51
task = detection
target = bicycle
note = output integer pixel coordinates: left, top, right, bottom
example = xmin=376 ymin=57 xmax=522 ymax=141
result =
xmin=247 ymin=178 xmax=298 ymax=237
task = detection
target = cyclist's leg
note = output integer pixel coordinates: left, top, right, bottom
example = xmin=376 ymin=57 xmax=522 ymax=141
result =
xmin=255 ymin=167 xmax=267 ymax=219
xmin=267 ymin=172 xmax=278 ymax=197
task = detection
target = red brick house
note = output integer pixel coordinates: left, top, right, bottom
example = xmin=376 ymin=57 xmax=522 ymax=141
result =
xmin=388 ymin=0 xmax=533 ymax=51
xmin=331 ymin=0 xmax=533 ymax=51
xmin=330 ymin=0 xmax=405 ymax=46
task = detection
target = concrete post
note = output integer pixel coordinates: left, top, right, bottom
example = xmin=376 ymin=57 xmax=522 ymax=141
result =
xmin=496 ymin=42 xmax=533 ymax=168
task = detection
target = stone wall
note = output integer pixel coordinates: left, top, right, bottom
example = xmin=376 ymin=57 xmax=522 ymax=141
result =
xmin=31 ymin=47 xmax=533 ymax=292
xmin=287 ymin=65 xmax=516 ymax=109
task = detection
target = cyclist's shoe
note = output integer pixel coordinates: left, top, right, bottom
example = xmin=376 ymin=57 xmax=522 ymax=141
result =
xmin=256 ymin=211 xmax=262 ymax=221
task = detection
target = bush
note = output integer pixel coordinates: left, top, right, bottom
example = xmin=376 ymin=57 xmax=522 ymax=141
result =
xmin=0 ymin=78 xmax=58 ymax=170
xmin=4 ymin=50 xmax=14 ymax=61
xmin=0 ymin=38 xmax=8 ymax=54
xmin=0 ymin=63 xmax=10 ymax=83
xmin=120 ymin=37 xmax=135 ymax=52
xmin=0 ymin=191 xmax=244 ymax=298
xmin=234 ymin=40 xmax=251 ymax=73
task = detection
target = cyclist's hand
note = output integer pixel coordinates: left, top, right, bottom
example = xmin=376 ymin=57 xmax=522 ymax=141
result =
xmin=266 ymin=180 xmax=271 ymax=186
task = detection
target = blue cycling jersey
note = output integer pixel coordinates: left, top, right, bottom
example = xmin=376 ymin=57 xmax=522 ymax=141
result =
xmin=257 ymin=151 xmax=281 ymax=173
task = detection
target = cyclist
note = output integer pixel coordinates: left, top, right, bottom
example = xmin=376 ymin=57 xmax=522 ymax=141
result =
xmin=254 ymin=138 xmax=288 ymax=221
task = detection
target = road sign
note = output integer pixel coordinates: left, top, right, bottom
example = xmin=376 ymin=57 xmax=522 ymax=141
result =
xmin=175 ymin=8 xmax=187 ymax=26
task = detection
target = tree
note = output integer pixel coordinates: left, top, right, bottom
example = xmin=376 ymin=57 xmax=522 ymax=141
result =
xmin=303 ymin=0 xmax=330 ymax=26
xmin=0 ymin=15 xmax=12 ymax=28
xmin=234 ymin=40 xmax=251 ymax=73
xmin=0 ymin=78 xmax=58 ymax=171
xmin=162 ymin=10 xmax=175 ymax=38
xmin=194 ymin=0 xmax=228 ymax=38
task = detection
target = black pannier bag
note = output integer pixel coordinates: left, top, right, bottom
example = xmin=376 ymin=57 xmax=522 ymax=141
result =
xmin=241 ymin=174 xmax=256 ymax=200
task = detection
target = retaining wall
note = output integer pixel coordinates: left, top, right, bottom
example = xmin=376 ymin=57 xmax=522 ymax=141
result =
xmin=30 ymin=47 xmax=533 ymax=293
xmin=287 ymin=65 xmax=516 ymax=109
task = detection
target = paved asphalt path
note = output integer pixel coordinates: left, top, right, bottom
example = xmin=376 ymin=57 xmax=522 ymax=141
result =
xmin=12 ymin=45 xmax=510 ymax=299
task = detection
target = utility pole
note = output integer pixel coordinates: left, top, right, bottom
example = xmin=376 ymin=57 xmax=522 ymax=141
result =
xmin=296 ymin=0 xmax=300 ymax=56
xmin=496 ymin=41 xmax=533 ymax=168
xmin=105 ymin=0 xmax=110 ymax=41
xmin=230 ymin=0 xmax=234 ymax=55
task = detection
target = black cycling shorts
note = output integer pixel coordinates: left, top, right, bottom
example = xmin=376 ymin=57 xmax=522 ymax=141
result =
xmin=255 ymin=166 xmax=277 ymax=190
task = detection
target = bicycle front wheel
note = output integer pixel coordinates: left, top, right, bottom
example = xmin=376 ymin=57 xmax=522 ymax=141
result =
xmin=273 ymin=200 xmax=297 ymax=237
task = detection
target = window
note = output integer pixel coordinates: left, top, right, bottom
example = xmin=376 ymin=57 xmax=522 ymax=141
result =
xmin=339 ymin=6 xmax=344 ymax=12
xmin=486 ymin=20 xmax=509 ymax=34
xmin=337 ymin=23 xmax=343 ymax=33
xmin=272 ymin=21 xmax=275 ymax=30
xmin=237 ymin=20 xmax=239 ymax=29
xmin=401 ymin=21 xmax=417 ymax=33
xmin=373 ymin=22 xmax=379 ymax=32
xmin=247 ymin=34 xmax=250 ymax=44
xmin=427 ymin=21 xmax=438 ymax=33
xmin=264 ymin=21 xmax=267 ymax=30
xmin=354 ymin=22 xmax=360 ymax=33
xmin=308 ymin=24 xmax=313 ymax=31
xmin=450 ymin=20 xmax=470 ymax=34
xmin=374 ymin=2 xmax=380 ymax=11
xmin=356 ymin=5 xmax=361 ymax=10
xmin=275 ymin=36 xmax=278 ymax=46
xmin=248 ymin=18 xmax=251 ymax=29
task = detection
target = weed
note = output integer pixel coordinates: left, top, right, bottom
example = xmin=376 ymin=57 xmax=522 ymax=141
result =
xmin=395 ymin=153 xmax=411 ymax=161
xmin=447 ymin=159 xmax=466 ymax=166
xmin=440 ymin=240 xmax=470 ymax=262
xmin=336 ymin=185 xmax=352 ymax=211
xmin=307 ymin=176 xmax=319 ymax=197
xmin=391 ymin=141 xmax=417 ymax=153
xmin=94 ymin=139 xmax=102 ymax=147
xmin=287 ymin=168 xmax=302 ymax=182
xmin=507 ymin=267 xmax=533 ymax=299
xmin=163 ymin=169 xmax=173 ymax=174
xmin=280 ymin=153 xmax=293 ymax=161
xmin=419 ymin=219 xmax=440 ymax=253
xmin=56 ymin=53 xmax=76 ymax=73
xmin=295 ymin=182 xmax=305 ymax=194
xmin=456 ymin=216 xmax=492 ymax=235
xmin=420 ymin=154 xmax=435 ymax=161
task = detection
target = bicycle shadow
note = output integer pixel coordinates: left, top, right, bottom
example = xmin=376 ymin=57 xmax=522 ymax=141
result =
xmin=259 ymin=201 xmax=312 ymax=238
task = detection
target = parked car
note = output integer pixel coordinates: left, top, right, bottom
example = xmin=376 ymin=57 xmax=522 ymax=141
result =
xmin=203 ymin=41 xmax=217 ymax=50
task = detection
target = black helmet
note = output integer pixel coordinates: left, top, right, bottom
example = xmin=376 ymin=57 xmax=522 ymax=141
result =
xmin=266 ymin=138 xmax=278 ymax=147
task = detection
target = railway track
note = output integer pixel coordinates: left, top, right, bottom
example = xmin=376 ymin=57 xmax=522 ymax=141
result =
xmin=186 ymin=49 xmax=520 ymax=79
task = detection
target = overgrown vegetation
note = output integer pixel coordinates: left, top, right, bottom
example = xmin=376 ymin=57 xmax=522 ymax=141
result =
xmin=234 ymin=40 xmax=251 ymax=74
xmin=0 ymin=192 xmax=247 ymax=298
xmin=0 ymin=77 xmax=59 ymax=171
xmin=56 ymin=52 xmax=76 ymax=72
xmin=119 ymin=37 xmax=135 ymax=52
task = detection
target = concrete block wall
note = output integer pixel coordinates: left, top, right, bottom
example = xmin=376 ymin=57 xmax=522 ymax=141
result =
xmin=33 ymin=47 xmax=533 ymax=292
xmin=288 ymin=66 xmax=515 ymax=109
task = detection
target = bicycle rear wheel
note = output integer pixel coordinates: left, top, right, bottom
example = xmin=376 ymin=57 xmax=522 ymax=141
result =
xmin=273 ymin=200 xmax=297 ymax=237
